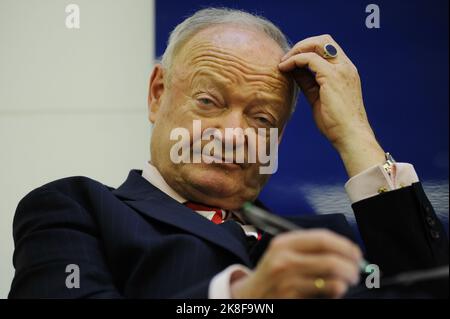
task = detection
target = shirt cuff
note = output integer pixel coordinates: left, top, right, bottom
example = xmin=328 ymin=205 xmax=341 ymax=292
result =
xmin=345 ymin=162 xmax=419 ymax=204
xmin=208 ymin=264 xmax=252 ymax=299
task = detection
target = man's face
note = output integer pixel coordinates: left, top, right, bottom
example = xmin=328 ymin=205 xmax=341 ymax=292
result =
xmin=148 ymin=25 xmax=293 ymax=210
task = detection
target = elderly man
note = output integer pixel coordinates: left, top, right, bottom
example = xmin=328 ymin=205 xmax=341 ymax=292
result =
xmin=9 ymin=8 xmax=448 ymax=299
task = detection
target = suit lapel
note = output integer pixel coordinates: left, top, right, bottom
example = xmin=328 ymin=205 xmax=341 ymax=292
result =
xmin=113 ymin=170 xmax=252 ymax=266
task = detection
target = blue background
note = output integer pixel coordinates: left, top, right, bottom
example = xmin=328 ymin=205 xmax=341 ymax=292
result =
xmin=155 ymin=0 xmax=449 ymax=229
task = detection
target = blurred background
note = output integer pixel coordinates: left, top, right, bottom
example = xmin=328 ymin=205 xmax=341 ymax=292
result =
xmin=0 ymin=0 xmax=448 ymax=298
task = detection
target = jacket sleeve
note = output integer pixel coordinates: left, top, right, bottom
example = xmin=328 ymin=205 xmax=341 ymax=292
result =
xmin=9 ymin=189 xmax=124 ymax=298
xmin=352 ymin=182 xmax=448 ymax=276
xmin=8 ymin=189 xmax=211 ymax=299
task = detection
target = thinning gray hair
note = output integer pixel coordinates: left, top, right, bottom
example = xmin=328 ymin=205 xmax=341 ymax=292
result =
xmin=160 ymin=7 xmax=299 ymax=115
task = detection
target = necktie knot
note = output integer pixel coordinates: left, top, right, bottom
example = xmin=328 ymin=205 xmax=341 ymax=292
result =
xmin=184 ymin=201 xmax=262 ymax=241
xmin=184 ymin=201 xmax=227 ymax=224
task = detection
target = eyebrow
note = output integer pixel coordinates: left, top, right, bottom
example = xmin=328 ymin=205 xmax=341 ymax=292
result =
xmin=190 ymin=69 xmax=286 ymax=108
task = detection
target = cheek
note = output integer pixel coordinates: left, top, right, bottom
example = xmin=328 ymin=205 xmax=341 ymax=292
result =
xmin=162 ymin=93 xmax=197 ymax=128
xmin=155 ymin=98 xmax=193 ymax=140
xmin=246 ymin=164 xmax=270 ymax=186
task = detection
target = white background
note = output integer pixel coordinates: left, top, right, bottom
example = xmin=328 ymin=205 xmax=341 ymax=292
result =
xmin=0 ymin=0 xmax=154 ymax=297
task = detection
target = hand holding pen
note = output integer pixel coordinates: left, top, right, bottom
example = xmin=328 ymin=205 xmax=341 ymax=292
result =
xmin=239 ymin=202 xmax=370 ymax=273
xmin=229 ymin=202 xmax=364 ymax=298
xmin=239 ymin=202 xmax=449 ymax=295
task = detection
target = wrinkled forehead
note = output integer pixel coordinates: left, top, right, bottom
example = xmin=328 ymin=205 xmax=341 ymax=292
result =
xmin=171 ymin=25 xmax=292 ymax=92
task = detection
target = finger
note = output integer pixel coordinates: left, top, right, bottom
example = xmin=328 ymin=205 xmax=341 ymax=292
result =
xmin=270 ymin=229 xmax=363 ymax=263
xmin=282 ymin=34 xmax=349 ymax=63
xmin=292 ymin=277 xmax=350 ymax=299
xmin=285 ymin=253 xmax=360 ymax=285
xmin=278 ymin=52 xmax=334 ymax=81
xmin=292 ymin=68 xmax=320 ymax=105
xmin=277 ymin=251 xmax=360 ymax=285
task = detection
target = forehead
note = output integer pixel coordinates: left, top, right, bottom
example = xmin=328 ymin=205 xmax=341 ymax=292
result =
xmin=172 ymin=25 xmax=292 ymax=100
xmin=190 ymin=25 xmax=285 ymax=62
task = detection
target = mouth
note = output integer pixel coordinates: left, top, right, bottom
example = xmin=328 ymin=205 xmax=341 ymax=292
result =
xmin=199 ymin=154 xmax=246 ymax=170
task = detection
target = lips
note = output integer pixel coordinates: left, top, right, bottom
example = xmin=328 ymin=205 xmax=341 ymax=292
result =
xmin=193 ymin=152 xmax=249 ymax=169
xmin=213 ymin=161 xmax=243 ymax=170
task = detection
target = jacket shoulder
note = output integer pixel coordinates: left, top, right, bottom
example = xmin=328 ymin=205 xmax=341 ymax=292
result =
xmin=13 ymin=176 xmax=116 ymax=240
xmin=15 ymin=175 xmax=116 ymax=224
xmin=21 ymin=175 xmax=113 ymax=201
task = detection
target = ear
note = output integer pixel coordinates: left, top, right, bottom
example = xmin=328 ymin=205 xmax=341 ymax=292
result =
xmin=148 ymin=64 xmax=165 ymax=124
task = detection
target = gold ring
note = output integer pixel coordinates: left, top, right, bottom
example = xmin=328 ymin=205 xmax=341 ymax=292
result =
xmin=314 ymin=278 xmax=326 ymax=289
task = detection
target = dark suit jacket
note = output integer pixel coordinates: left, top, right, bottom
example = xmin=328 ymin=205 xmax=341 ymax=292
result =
xmin=8 ymin=170 xmax=448 ymax=298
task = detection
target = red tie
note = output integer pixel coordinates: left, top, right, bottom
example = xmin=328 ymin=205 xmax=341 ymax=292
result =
xmin=184 ymin=201 xmax=227 ymax=224
xmin=184 ymin=201 xmax=262 ymax=240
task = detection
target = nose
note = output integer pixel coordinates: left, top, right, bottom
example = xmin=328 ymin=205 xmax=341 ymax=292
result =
xmin=218 ymin=110 xmax=247 ymax=147
xmin=219 ymin=109 xmax=245 ymax=130
xmin=202 ymin=110 xmax=248 ymax=163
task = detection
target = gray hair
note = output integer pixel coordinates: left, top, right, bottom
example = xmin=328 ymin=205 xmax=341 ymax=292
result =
xmin=160 ymin=7 xmax=299 ymax=115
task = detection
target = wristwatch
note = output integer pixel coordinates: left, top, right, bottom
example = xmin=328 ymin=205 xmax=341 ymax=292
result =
xmin=382 ymin=152 xmax=396 ymax=176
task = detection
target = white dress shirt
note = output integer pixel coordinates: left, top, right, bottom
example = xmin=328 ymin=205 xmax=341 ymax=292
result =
xmin=141 ymin=161 xmax=420 ymax=299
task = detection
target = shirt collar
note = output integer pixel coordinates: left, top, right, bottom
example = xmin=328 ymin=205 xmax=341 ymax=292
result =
xmin=141 ymin=161 xmax=250 ymax=231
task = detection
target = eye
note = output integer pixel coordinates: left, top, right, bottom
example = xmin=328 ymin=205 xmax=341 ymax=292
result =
xmin=254 ymin=116 xmax=275 ymax=127
xmin=197 ymin=97 xmax=215 ymax=107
